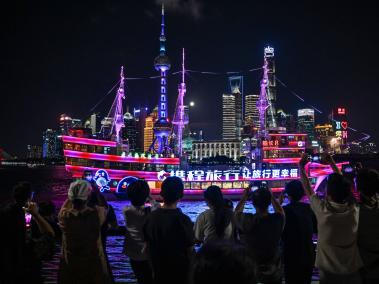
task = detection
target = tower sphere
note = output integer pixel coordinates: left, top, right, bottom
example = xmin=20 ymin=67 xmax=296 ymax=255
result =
xmin=154 ymin=54 xmax=171 ymax=71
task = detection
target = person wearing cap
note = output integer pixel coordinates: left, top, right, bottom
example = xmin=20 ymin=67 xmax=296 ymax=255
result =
xmin=280 ymin=180 xmax=317 ymax=284
xmin=58 ymin=180 xmax=112 ymax=284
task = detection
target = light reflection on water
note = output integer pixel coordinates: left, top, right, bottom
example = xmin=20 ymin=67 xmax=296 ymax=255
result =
xmin=109 ymin=200 xmax=264 ymax=226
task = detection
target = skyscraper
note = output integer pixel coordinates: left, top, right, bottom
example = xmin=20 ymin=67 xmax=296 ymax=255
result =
xmin=244 ymin=94 xmax=259 ymax=127
xmin=123 ymin=112 xmax=138 ymax=152
xmin=26 ymin=145 xmax=42 ymax=159
xmin=71 ymin=119 xmax=82 ymax=128
xmin=264 ymin=46 xmax=277 ymax=128
xmin=133 ymin=107 xmax=147 ymax=152
xmin=87 ymin=113 xmax=101 ymax=135
xmin=152 ymin=4 xmax=172 ymax=154
xmin=100 ymin=117 xmax=113 ymax=138
xmin=59 ymin=114 xmax=72 ymax=135
xmin=315 ymin=123 xmax=334 ymax=150
xmin=222 ymin=91 xmax=243 ymax=141
xmin=144 ymin=116 xmax=155 ymax=152
xmin=297 ymin=109 xmax=315 ymax=142
xmin=277 ymin=109 xmax=296 ymax=133
xmin=42 ymin=129 xmax=59 ymax=159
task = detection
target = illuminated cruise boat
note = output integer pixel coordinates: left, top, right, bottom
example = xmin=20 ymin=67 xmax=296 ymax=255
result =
xmin=62 ymin=130 xmax=348 ymax=199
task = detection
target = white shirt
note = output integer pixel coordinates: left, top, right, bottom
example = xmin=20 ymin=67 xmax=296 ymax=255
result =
xmin=194 ymin=209 xmax=233 ymax=243
xmin=310 ymin=194 xmax=363 ymax=274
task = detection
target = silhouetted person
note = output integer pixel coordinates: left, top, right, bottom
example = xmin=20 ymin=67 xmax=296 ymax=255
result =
xmin=194 ymin=186 xmax=234 ymax=243
xmin=281 ymin=180 xmax=317 ymax=284
xmin=0 ymin=181 xmax=54 ymax=284
xmin=143 ymin=176 xmax=194 ymax=284
xmin=123 ymin=179 xmax=159 ymax=284
xmin=357 ymin=168 xmax=379 ymax=284
xmin=86 ymin=184 xmax=117 ymax=283
xmin=300 ymin=154 xmax=362 ymax=284
xmin=192 ymin=240 xmax=255 ymax=284
xmin=58 ymin=180 xmax=112 ymax=284
xmin=235 ymin=185 xmax=285 ymax=284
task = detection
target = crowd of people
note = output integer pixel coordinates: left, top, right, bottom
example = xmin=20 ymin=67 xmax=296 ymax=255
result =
xmin=1 ymin=153 xmax=379 ymax=284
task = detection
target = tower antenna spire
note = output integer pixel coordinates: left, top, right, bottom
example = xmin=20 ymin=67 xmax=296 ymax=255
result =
xmin=151 ymin=3 xmax=172 ymax=155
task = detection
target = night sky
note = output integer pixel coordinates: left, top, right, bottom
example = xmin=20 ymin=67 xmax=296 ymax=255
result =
xmin=1 ymin=0 xmax=378 ymax=157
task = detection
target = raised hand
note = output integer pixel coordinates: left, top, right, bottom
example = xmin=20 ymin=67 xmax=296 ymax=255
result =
xmin=299 ymin=153 xmax=310 ymax=169
xmin=24 ymin=201 xmax=39 ymax=216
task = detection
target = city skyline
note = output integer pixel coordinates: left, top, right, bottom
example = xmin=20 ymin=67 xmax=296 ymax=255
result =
xmin=1 ymin=1 xmax=378 ymax=156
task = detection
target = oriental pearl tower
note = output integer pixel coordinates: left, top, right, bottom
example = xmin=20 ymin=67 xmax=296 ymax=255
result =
xmin=150 ymin=3 xmax=172 ymax=155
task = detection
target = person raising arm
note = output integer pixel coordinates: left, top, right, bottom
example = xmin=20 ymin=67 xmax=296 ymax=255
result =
xmin=24 ymin=202 xmax=55 ymax=237
xmin=321 ymin=153 xmax=342 ymax=175
xmin=269 ymin=187 xmax=285 ymax=216
xmin=299 ymin=154 xmax=315 ymax=198
xmin=234 ymin=185 xmax=251 ymax=214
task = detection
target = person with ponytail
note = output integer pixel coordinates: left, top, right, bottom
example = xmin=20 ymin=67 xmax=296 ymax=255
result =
xmin=194 ymin=186 xmax=234 ymax=243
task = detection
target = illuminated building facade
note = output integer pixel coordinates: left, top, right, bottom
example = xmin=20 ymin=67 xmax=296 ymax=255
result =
xmin=100 ymin=117 xmax=113 ymax=138
xmin=71 ymin=119 xmax=82 ymax=128
xmin=144 ymin=116 xmax=155 ymax=152
xmin=192 ymin=140 xmax=241 ymax=161
xmin=123 ymin=112 xmax=138 ymax=152
xmin=297 ymin=109 xmax=315 ymax=142
xmin=315 ymin=123 xmax=334 ymax=150
xmin=133 ymin=107 xmax=148 ymax=152
xmin=42 ymin=129 xmax=59 ymax=159
xmin=332 ymin=107 xmax=348 ymax=146
xmin=222 ymin=91 xmax=243 ymax=141
xmin=277 ymin=109 xmax=296 ymax=133
xmin=27 ymin=145 xmax=42 ymax=159
xmin=59 ymin=114 xmax=73 ymax=135
xmin=86 ymin=113 xmax=101 ymax=135
xmin=244 ymin=94 xmax=259 ymax=127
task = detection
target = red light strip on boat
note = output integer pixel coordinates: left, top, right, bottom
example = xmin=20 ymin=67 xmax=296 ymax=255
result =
xmin=268 ymin=133 xmax=307 ymax=136
xmin=64 ymin=150 xmax=180 ymax=165
xmin=262 ymin=147 xmax=305 ymax=150
xmin=263 ymin=158 xmax=301 ymax=164
xmin=61 ymin=136 xmax=117 ymax=147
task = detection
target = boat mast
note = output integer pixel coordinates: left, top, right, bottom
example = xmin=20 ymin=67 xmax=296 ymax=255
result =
xmin=112 ymin=66 xmax=125 ymax=144
xmin=256 ymin=54 xmax=270 ymax=161
xmin=172 ymin=48 xmax=188 ymax=157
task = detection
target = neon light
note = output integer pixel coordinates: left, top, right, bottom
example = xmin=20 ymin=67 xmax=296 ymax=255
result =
xmin=116 ymin=176 xmax=138 ymax=193
xmin=337 ymin=108 xmax=346 ymax=115
xmin=262 ymin=147 xmax=305 ymax=150
xmin=94 ymin=169 xmax=111 ymax=192
xmin=269 ymin=133 xmax=307 ymax=136
xmin=62 ymin=136 xmax=117 ymax=147
xmin=263 ymin=158 xmax=301 ymax=164
xmin=64 ymin=150 xmax=180 ymax=165
xmin=66 ymin=165 xmax=159 ymax=180
xmin=341 ymin=121 xmax=348 ymax=130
